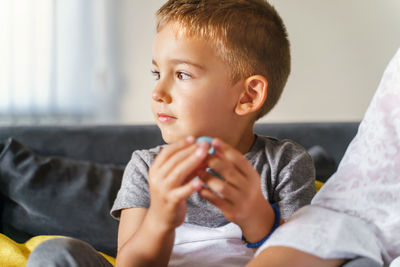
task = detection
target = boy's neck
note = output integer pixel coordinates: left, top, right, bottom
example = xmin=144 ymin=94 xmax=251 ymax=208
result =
xmin=234 ymin=124 xmax=256 ymax=154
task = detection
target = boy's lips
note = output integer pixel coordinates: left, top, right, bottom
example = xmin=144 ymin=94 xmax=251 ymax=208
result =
xmin=157 ymin=113 xmax=177 ymax=123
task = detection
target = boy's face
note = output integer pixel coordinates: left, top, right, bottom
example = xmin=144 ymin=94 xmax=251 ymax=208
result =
xmin=151 ymin=23 xmax=244 ymax=143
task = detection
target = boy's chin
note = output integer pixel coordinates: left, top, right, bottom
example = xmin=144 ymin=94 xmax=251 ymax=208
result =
xmin=161 ymin=130 xmax=200 ymax=144
xmin=159 ymin=126 xmax=211 ymax=144
xmin=160 ymin=130 xmax=182 ymax=144
xmin=161 ymin=135 xmax=175 ymax=144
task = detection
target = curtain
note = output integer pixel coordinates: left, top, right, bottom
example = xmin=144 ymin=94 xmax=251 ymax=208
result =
xmin=0 ymin=0 xmax=120 ymax=125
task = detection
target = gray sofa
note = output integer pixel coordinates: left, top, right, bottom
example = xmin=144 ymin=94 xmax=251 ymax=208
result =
xmin=0 ymin=122 xmax=365 ymax=262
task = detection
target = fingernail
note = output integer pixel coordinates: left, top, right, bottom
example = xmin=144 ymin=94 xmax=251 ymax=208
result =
xmin=212 ymin=139 xmax=221 ymax=148
xmin=196 ymin=136 xmax=215 ymax=155
xmin=186 ymin=136 xmax=195 ymax=143
xmin=216 ymin=192 xmax=224 ymax=198
xmin=197 ymin=141 xmax=209 ymax=148
xmin=196 ymin=147 xmax=206 ymax=157
xmin=192 ymin=178 xmax=203 ymax=189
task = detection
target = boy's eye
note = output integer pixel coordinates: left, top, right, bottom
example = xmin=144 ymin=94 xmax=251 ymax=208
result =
xmin=177 ymin=72 xmax=191 ymax=80
xmin=151 ymin=70 xmax=160 ymax=80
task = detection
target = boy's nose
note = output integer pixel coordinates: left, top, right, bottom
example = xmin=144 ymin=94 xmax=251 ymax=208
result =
xmin=152 ymin=89 xmax=172 ymax=104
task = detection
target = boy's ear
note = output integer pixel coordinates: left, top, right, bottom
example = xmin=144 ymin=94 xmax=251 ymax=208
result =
xmin=235 ymin=75 xmax=268 ymax=116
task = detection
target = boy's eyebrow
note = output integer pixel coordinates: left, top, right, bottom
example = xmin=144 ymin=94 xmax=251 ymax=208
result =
xmin=152 ymin=59 xmax=206 ymax=70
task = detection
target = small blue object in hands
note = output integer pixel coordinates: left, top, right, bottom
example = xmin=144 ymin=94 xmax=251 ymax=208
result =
xmin=196 ymin=136 xmax=215 ymax=155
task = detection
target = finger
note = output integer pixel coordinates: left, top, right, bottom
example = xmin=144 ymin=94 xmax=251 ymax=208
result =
xmin=196 ymin=162 xmax=208 ymax=177
xmin=201 ymin=172 xmax=239 ymax=201
xmin=153 ymin=136 xmax=195 ymax=168
xmin=212 ymin=138 xmax=258 ymax=177
xmin=170 ymin=177 xmax=203 ymax=202
xmin=157 ymin=143 xmax=198 ymax=179
xmin=183 ymin=161 xmax=208 ymax=185
xmin=198 ymin=186 xmax=232 ymax=210
xmin=166 ymin=142 xmax=210 ymax=187
xmin=206 ymin=156 xmax=246 ymax=189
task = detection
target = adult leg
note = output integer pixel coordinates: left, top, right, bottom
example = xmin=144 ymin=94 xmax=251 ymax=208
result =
xmin=26 ymin=237 xmax=113 ymax=267
xmin=342 ymin=257 xmax=382 ymax=267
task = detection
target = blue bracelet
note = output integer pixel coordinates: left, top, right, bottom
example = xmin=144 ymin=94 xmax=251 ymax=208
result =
xmin=241 ymin=203 xmax=281 ymax=248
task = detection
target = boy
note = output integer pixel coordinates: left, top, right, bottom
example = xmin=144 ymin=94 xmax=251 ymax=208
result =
xmin=112 ymin=0 xmax=315 ymax=266
xmin=27 ymin=0 xmax=315 ymax=266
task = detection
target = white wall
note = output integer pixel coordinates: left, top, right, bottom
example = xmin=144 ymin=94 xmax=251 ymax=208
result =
xmin=116 ymin=0 xmax=161 ymax=124
xmin=116 ymin=0 xmax=400 ymax=124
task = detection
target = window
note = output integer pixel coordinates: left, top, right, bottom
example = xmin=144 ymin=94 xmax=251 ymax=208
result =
xmin=0 ymin=0 xmax=120 ymax=125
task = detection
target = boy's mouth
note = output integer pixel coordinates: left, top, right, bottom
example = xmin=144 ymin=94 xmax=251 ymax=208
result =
xmin=157 ymin=113 xmax=177 ymax=123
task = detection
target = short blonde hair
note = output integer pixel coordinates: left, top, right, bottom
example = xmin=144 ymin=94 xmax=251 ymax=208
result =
xmin=156 ymin=0 xmax=290 ymax=119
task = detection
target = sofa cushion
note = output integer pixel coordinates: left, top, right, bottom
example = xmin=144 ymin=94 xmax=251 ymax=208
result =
xmin=307 ymin=145 xmax=337 ymax=182
xmin=0 ymin=138 xmax=123 ymax=257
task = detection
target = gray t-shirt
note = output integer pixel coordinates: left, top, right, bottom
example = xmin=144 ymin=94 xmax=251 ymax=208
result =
xmin=111 ymin=135 xmax=316 ymax=227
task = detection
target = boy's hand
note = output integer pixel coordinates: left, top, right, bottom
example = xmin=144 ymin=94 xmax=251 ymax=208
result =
xmin=199 ymin=138 xmax=276 ymax=243
xmin=147 ymin=136 xmax=209 ymax=231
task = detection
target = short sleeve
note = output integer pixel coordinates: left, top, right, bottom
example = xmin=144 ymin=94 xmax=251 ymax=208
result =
xmin=272 ymin=141 xmax=316 ymax=219
xmin=110 ymin=149 xmax=153 ymax=220
xmin=249 ymin=136 xmax=316 ymax=220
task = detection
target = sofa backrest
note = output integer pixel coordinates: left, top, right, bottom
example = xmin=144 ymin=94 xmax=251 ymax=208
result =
xmin=0 ymin=125 xmax=164 ymax=166
xmin=0 ymin=122 xmax=359 ymax=166
xmin=254 ymin=122 xmax=359 ymax=165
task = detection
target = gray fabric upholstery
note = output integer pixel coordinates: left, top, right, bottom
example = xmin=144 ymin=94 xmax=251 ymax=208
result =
xmin=0 ymin=122 xmax=359 ymax=166
xmin=0 ymin=138 xmax=122 ymax=256
xmin=254 ymin=122 xmax=359 ymax=165
xmin=0 ymin=125 xmax=165 ymax=166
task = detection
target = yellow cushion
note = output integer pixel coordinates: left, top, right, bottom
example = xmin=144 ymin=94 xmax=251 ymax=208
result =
xmin=315 ymin=180 xmax=324 ymax=192
xmin=0 ymin=234 xmax=115 ymax=267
